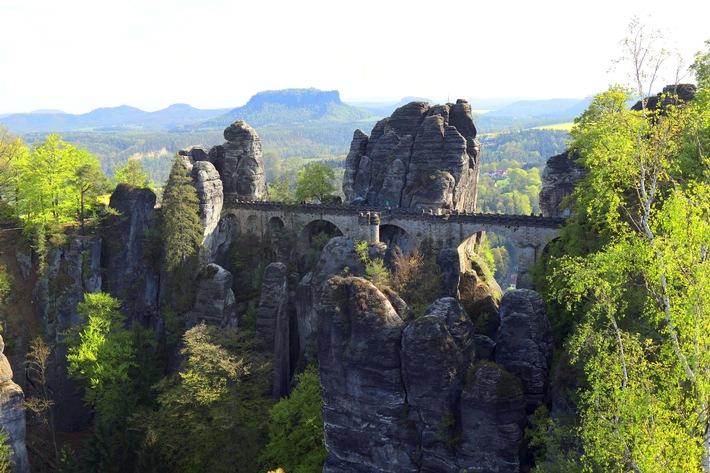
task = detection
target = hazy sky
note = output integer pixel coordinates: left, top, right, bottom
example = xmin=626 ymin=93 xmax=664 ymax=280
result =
xmin=1 ymin=0 xmax=707 ymax=114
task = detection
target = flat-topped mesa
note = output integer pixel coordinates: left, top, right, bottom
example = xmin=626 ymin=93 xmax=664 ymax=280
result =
xmin=343 ymin=99 xmax=481 ymax=212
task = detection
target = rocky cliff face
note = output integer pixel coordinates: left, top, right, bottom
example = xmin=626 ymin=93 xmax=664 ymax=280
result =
xmin=0 ymin=335 xmax=29 ymax=473
xmin=180 ymin=120 xmax=267 ymax=204
xmin=538 ymin=150 xmax=587 ymax=218
xmin=209 ymin=121 xmax=267 ymax=201
xmin=343 ymin=100 xmax=480 ymax=212
xmin=317 ymin=271 xmax=549 ymax=472
xmin=102 ymin=184 xmax=161 ymax=326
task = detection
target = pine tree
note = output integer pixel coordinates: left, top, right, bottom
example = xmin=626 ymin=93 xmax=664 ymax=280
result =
xmin=161 ymin=157 xmax=203 ymax=273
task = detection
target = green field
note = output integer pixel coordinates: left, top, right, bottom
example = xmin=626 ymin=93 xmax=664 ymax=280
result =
xmin=531 ymin=122 xmax=575 ymax=131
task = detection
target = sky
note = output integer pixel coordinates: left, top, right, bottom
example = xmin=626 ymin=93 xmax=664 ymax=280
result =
xmin=0 ymin=0 xmax=707 ymax=115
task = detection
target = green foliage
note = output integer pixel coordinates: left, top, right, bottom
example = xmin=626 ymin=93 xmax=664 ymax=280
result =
xmin=391 ymin=245 xmax=443 ymax=316
xmin=160 ymin=156 xmax=203 ymax=273
xmin=262 ymin=365 xmax=328 ymax=473
xmin=365 ymin=258 xmax=390 ymax=289
xmin=0 ymin=266 xmax=11 ymax=306
xmin=66 ymin=292 xmax=136 ymax=422
xmin=294 ymin=162 xmax=335 ymax=203
xmin=540 ymin=38 xmax=710 ymax=471
xmin=138 ymin=324 xmax=273 ymax=473
xmin=477 ymin=165 xmax=542 ymax=215
xmin=114 ymin=158 xmax=153 ymax=188
xmin=267 ymin=173 xmax=295 ymax=203
xmin=0 ymin=428 xmax=14 ymax=473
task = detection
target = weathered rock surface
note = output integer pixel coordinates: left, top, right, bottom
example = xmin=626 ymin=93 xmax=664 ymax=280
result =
xmin=190 ymin=161 xmax=224 ymax=257
xmin=255 ymin=262 xmax=293 ymax=398
xmin=318 ymin=278 xmax=538 ymax=472
xmin=319 ymin=276 xmax=417 ymax=472
xmin=343 ymin=99 xmax=480 ymax=212
xmin=193 ymin=264 xmax=236 ymax=326
xmin=437 ymin=248 xmax=461 ymax=298
xmin=538 ymin=150 xmax=587 ymax=218
xmin=103 ymin=184 xmax=160 ymax=326
xmin=458 ymin=267 xmax=501 ymax=339
xmin=209 ymin=121 xmax=267 ymax=201
xmin=295 ymin=237 xmax=365 ymax=359
xmin=401 ymin=298 xmax=475 ymax=471
xmin=458 ymin=361 xmax=526 ymax=472
xmin=0 ymin=335 xmax=29 ymax=473
xmin=495 ymin=289 xmax=553 ymax=412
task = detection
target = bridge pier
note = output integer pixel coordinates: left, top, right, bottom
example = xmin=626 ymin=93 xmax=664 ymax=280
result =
xmin=358 ymin=212 xmax=380 ymax=245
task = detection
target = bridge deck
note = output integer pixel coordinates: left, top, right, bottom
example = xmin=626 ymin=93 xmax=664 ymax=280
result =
xmin=224 ymin=199 xmax=567 ymax=229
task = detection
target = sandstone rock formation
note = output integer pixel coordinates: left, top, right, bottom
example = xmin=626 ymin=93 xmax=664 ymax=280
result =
xmin=191 ymin=161 xmax=224 ymax=256
xmin=538 ymin=150 xmax=587 ymax=218
xmin=255 ymin=262 xmax=294 ymax=398
xmin=458 ymin=361 xmax=526 ymax=472
xmin=319 ymin=276 xmax=417 ymax=472
xmin=0 ymin=335 xmax=29 ymax=473
xmin=193 ymin=264 xmax=236 ymax=327
xmin=103 ymin=184 xmax=160 ymax=325
xmin=295 ymin=237 xmax=365 ymax=360
xmin=318 ymin=275 xmax=545 ymax=472
xmin=343 ymin=100 xmax=480 ymax=212
xmin=209 ymin=121 xmax=267 ymax=201
xmin=495 ymin=289 xmax=553 ymax=413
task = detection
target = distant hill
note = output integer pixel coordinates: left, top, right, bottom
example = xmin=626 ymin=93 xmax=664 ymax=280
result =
xmin=485 ymin=97 xmax=592 ymax=118
xmin=345 ymin=96 xmax=433 ymax=117
xmin=183 ymin=88 xmax=374 ymax=131
xmin=0 ymin=104 xmax=232 ymax=133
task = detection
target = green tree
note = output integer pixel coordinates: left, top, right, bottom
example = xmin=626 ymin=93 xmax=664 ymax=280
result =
xmin=0 ymin=126 xmax=26 ymax=204
xmin=138 ymin=324 xmax=272 ymax=473
xmin=0 ymin=428 xmax=14 ymax=473
xmin=542 ymin=36 xmax=710 ymax=472
xmin=262 ymin=365 xmax=328 ymax=473
xmin=267 ymin=173 xmax=295 ymax=203
xmin=161 ymin=157 xmax=203 ymax=272
xmin=114 ymin=159 xmax=153 ymax=188
xmin=294 ymin=162 xmax=335 ymax=203
xmin=66 ymin=292 xmax=136 ymax=422
xmin=71 ymin=150 xmax=108 ymax=233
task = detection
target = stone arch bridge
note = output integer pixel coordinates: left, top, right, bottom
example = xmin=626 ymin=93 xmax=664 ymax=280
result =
xmin=222 ymin=199 xmax=565 ymax=289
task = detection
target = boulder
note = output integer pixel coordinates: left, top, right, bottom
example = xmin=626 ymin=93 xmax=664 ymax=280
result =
xmin=401 ymin=298 xmax=475 ymax=471
xmin=0 ymin=335 xmax=29 ymax=473
xmin=495 ymin=289 xmax=553 ymax=413
xmin=344 ymin=99 xmax=480 ymax=212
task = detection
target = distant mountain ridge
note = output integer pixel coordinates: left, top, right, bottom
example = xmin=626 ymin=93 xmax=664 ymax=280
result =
xmin=185 ymin=88 xmax=374 ymax=131
xmin=1 ymin=103 xmax=232 ymax=133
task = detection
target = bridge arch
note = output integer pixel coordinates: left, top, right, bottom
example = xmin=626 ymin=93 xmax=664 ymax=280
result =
xmin=379 ymin=224 xmax=414 ymax=254
xmin=298 ymin=219 xmax=345 ymax=254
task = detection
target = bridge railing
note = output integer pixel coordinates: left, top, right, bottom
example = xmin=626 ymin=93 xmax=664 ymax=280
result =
xmin=223 ymin=198 xmax=567 ymax=229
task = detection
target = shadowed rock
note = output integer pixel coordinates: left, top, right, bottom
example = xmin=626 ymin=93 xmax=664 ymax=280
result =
xmin=495 ymin=289 xmax=553 ymax=413
xmin=0 ymin=335 xmax=29 ymax=473
xmin=319 ymin=276 xmax=417 ymax=472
